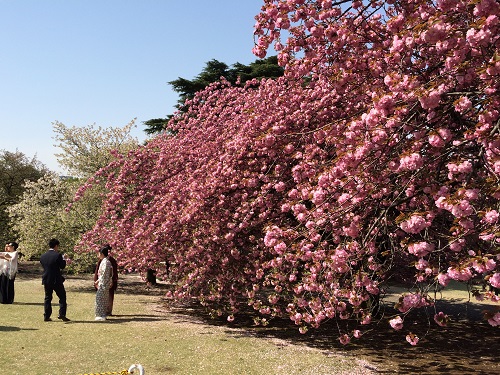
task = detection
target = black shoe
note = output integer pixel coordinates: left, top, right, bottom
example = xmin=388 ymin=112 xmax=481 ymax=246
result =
xmin=58 ymin=316 xmax=70 ymax=322
xmin=44 ymin=318 xmax=52 ymax=322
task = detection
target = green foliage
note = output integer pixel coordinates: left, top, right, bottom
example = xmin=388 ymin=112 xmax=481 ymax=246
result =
xmin=8 ymin=174 xmax=80 ymax=260
xmin=0 ymin=150 xmax=47 ymax=244
xmin=231 ymin=56 xmax=284 ymax=82
xmin=141 ymin=118 xmax=171 ymax=135
xmin=143 ymin=56 xmax=284 ymax=134
xmin=8 ymin=122 xmax=142 ymax=264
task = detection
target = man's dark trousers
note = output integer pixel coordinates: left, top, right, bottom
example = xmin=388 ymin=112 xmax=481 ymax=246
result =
xmin=44 ymin=282 xmax=67 ymax=319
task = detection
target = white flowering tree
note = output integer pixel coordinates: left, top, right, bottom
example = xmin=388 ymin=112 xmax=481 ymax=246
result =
xmin=9 ymin=175 xmax=75 ymax=255
xmin=53 ymin=119 xmax=140 ymax=178
xmin=9 ymin=120 xmax=141 ymax=268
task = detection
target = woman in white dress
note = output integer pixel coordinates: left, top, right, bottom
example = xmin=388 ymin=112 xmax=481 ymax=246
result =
xmin=94 ymin=245 xmax=113 ymax=321
xmin=0 ymin=242 xmax=19 ymax=304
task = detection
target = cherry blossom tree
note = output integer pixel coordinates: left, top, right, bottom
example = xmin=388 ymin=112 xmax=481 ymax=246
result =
xmin=77 ymin=0 xmax=500 ymax=343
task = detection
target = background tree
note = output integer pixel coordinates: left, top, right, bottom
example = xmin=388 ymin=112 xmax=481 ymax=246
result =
xmin=143 ymin=56 xmax=284 ymax=134
xmin=53 ymin=119 xmax=140 ymax=178
xmin=9 ymin=121 xmax=141 ymax=266
xmin=78 ymin=0 xmax=500 ymax=344
xmin=0 ymin=150 xmax=47 ymax=244
xmin=8 ymin=175 xmax=80 ymax=262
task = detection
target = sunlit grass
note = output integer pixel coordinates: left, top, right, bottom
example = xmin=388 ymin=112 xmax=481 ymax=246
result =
xmin=0 ymin=273 xmax=369 ymax=375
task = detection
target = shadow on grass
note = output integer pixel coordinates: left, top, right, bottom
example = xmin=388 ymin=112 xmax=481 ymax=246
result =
xmin=13 ymin=302 xmax=44 ymax=306
xmin=0 ymin=326 xmax=38 ymax=332
xmin=105 ymin=314 xmax=165 ymax=323
xmin=112 ymin=273 xmax=499 ymax=373
xmin=65 ymin=274 xmax=170 ymax=297
xmin=64 ymin=314 xmax=164 ymax=324
xmin=162 ymin=297 xmax=500 ymax=375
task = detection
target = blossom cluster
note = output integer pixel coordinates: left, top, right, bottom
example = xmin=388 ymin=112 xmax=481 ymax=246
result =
xmin=77 ymin=0 xmax=500 ymax=345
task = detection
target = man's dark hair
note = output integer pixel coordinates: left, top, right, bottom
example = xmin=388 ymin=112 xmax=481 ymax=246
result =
xmin=48 ymin=238 xmax=60 ymax=249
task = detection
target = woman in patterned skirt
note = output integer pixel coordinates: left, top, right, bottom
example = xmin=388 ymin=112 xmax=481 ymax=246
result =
xmin=94 ymin=245 xmax=113 ymax=321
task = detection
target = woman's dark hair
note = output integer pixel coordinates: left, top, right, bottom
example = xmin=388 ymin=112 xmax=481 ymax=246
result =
xmin=7 ymin=242 xmax=18 ymax=250
xmin=99 ymin=244 xmax=112 ymax=257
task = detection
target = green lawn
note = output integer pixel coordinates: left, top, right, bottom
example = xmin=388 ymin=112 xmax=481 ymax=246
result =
xmin=0 ymin=273 xmax=371 ymax=375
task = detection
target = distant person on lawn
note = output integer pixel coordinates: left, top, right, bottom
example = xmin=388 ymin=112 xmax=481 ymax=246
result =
xmin=0 ymin=241 xmax=19 ymax=304
xmin=94 ymin=244 xmax=114 ymax=321
xmin=94 ymin=244 xmax=118 ymax=316
xmin=40 ymin=238 xmax=69 ymax=322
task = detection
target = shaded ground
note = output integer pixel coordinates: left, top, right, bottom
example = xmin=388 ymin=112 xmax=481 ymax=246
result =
xmin=161 ymin=295 xmax=499 ymax=374
xmin=19 ymin=261 xmax=499 ymax=374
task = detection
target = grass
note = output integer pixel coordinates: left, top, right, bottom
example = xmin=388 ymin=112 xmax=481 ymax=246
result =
xmin=4 ymin=265 xmax=498 ymax=374
xmin=0 ymin=272 xmax=372 ymax=375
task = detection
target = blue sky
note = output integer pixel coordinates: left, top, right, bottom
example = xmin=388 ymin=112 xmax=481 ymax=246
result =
xmin=0 ymin=0 xmax=266 ymax=173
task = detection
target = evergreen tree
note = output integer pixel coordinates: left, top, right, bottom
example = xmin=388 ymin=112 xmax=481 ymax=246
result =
xmin=143 ymin=56 xmax=284 ymax=134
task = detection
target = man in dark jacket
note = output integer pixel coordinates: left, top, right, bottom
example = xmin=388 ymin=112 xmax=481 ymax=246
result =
xmin=40 ymin=238 xmax=69 ymax=321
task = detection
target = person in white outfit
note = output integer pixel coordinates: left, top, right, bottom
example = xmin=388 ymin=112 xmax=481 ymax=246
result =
xmin=0 ymin=242 xmax=19 ymax=304
xmin=94 ymin=245 xmax=113 ymax=321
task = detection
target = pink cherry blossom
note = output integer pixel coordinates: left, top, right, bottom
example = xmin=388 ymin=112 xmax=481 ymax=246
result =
xmin=408 ymin=242 xmax=435 ymax=257
xmin=339 ymin=334 xmax=351 ymax=345
xmin=428 ymin=133 xmax=446 ymax=148
xmin=434 ymin=312 xmax=450 ymax=327
xmin=406 ymin=333 xmax=420 ymax=346
xmin=449 ymin=239 xmax=465 ymax=252
xmin=419 ymin=90 xmax=442 ymax=109
xmin=447 ymin=267 xmax=473 ymax=281
xmin=454 ymin=96 xmax=473 ymax=113
xmin=400 ymin=215 xmax=431 ymax=234
xmin=487 ymin=312 xmax=500 ymax=327
xmin=389 ymin=316 xmax=404 ymax=330
xmin=399 ymin=153 xmax=424 ymax=171
xmin=437 ymin=273 xmax=451 ymax=286
xmin=472 ymin=258 xmax=496 ymax=273
xmin=489 ymin=273 xmax=500 ymax=289
xmin=73 ymin=0 xmax=500 ymax=344
xmin=401 ymin=293 xmax=431 ymax=312
xmin=483 ymin=210 xmax=499 ymax=224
